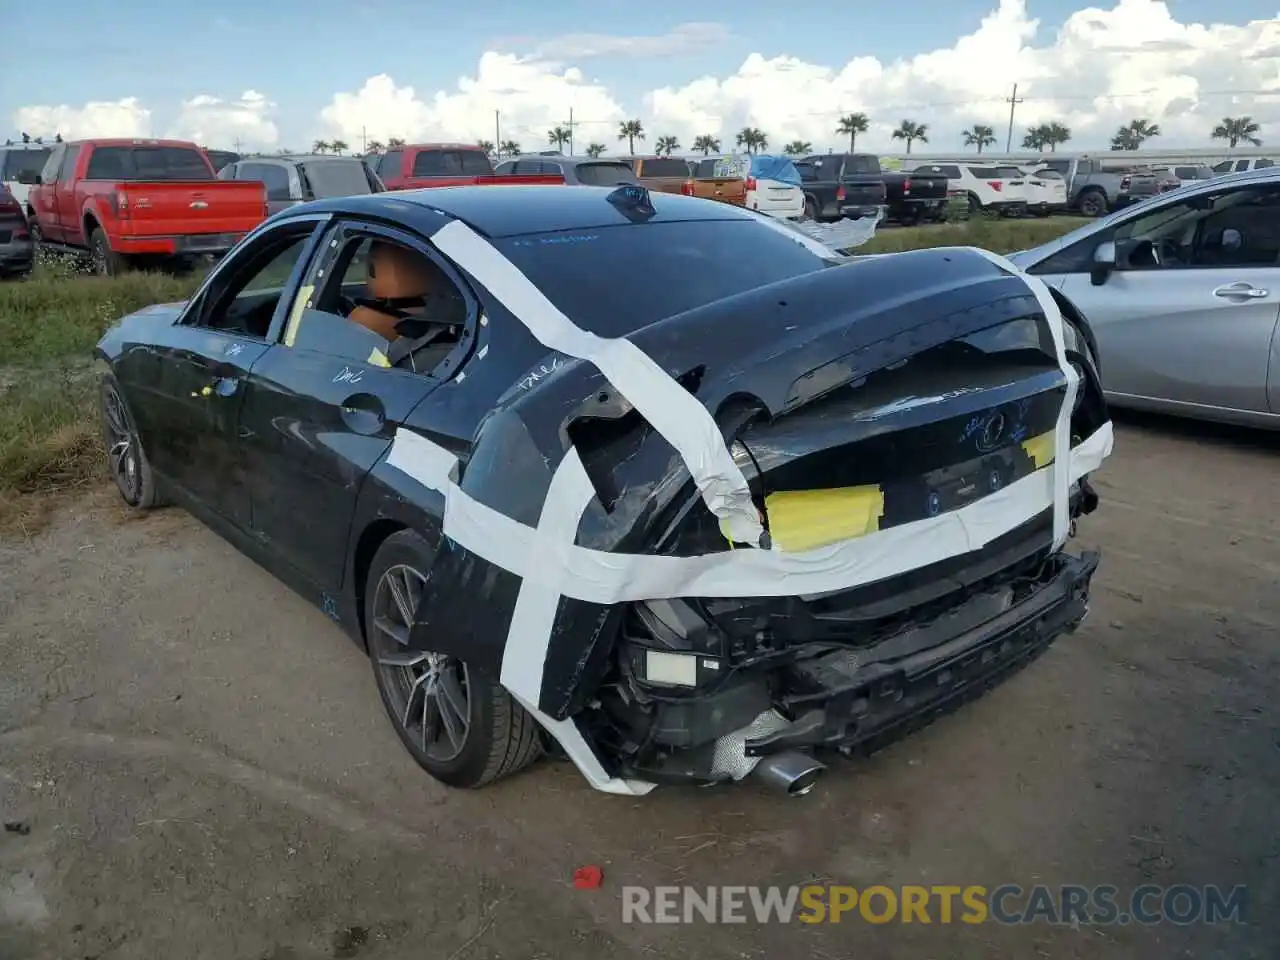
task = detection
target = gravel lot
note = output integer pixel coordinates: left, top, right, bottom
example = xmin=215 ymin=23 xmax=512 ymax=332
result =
xmin=1 ymin=412 xmax=1277 ymax=960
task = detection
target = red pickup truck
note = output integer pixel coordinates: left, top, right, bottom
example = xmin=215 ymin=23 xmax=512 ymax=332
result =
xmin=26 ymin=138 xmax=267 ymax=276
xmin=369 ymin=143 xmax=563 ymax=190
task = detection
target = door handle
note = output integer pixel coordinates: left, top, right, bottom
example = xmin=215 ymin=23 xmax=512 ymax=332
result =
xmin=191 ymin=376 xmax=240 ymax=398
xmin=1213 ymin=282 xmax=1269 ymax=301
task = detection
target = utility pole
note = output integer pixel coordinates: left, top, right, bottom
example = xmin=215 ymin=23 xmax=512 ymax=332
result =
xmin=1005 ymin=83 xmax=1024 ymax=153
xmin=494 ymin=110 xmax=501 ymax=156
xmin=233 ymin=137 xmax=243 ymax=153
xmin=568 ymin=107 xmax=574 ymax=156
xmin=361 ymin=126 xmax=367 ymax=153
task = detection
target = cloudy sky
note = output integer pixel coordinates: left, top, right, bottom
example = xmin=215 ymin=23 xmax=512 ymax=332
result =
xmin=4 ymin=0 xmax=1280 ymax=155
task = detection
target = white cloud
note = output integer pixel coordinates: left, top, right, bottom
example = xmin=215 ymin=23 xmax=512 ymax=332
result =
xmin=643 ymin=0 xmax=1280 ymax=153
xmin=11 ymin=97 xmax=151 ymax=141
xmin=317 ymin=53 xmax=626 ymax=152
xmin=498 ymin=22 xmax=730 ymax=60
xmin=167 ymin=90 xmax=279 ymax=149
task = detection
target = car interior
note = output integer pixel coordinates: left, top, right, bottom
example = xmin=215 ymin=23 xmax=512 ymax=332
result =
xmin=1116 ymin=187 xmax=1280 ymax=269
xmin=199 ymin=235 xmax=311 ymax=339
xmin=321 ymin=238 xmax=469 ymax=371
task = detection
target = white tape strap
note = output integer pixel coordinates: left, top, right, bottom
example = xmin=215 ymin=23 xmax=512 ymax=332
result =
xmin=389 ymin=421 xmax=1112 ymax=606
xmin=962 ymin=247 xmax=1080 ymax=548
xmin=430 ymin=220 xmax=765 ymax=546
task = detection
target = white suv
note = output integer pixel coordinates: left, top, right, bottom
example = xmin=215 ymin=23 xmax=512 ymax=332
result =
xmin=905 ymin=161 xmax=1028 ymax=216
xmin=0 ymin=143 xmax=52 ymax=210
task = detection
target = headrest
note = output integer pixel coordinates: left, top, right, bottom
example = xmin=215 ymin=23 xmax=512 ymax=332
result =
xmin=367 ymin=241 xmax=440 ymax=300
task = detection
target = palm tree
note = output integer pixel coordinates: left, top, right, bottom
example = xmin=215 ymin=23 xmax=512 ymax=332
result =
xmin=618 ymin=119 xmax=645 ymax=155
xmin=547 ymin=126 xmax=572 ymax=153
xmin=1211 ymin=116 xmax=1262 ymax=148
xmin=1110 ymin=118 xmax=1161 ymax=151
xmin=783 ymin=140 xmax=812 ymax=155
xmin=366 ymin=140 xmax=385 ymax=153
xmin=387 ymin=137 xmax=406 ymax=148
xmin=585 ymin=143 xmax=606 ymax=158
xmin=499 ymin=140 xmax=521 ymax=157
xmin=477 ymin=140 xmax=494 ymax=156
xmin=962 ymin=124 xmax=996 ymax=153
xmin=836 ymin=112 xmax=870 ymax=152
xmin=655 ymin=135 xmax=680 ymax=156
xmin=311 ymin=139 xmax=330 ymax=153
xmin=891 ymin=120 xmax=928 ymax=154
xmin=735 ymin=127 xmax=768 ymax=155
xmin=1022 ymin=125 xmax=1048 ymax=151
xmin=330 ymin=139 xmax=349 ymax=155
xmin=1043 ymin=122 xmax=1072 ymax=152
xmin=692 ymin=134 xmax=721 ymax=155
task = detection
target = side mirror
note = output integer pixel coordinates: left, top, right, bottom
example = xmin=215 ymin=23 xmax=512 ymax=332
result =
xmin=1090 ymin=240 xmax=1116 ymax=286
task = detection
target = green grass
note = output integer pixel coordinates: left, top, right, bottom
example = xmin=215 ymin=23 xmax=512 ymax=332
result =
xmin=0 ymin=216 xmax=1083 ymax=532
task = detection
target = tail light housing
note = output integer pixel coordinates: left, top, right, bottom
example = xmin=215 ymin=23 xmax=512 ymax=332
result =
xmin=902 ymin=177 xmax=911 ymax=195
xmin=109 ymin=190 xmax=131 ymax=219
xmin=988 ymin=180 xmax=1003 ymax=192
xmin=745 ymin=175 xmax=757 ymax=192
xmin=1120 ymin=175 xmax=1132 ymax=190
xmin=836 ymin=185 xmax=846 ymax=201
xmin=680 ymin=181 xmax=695 ymax=196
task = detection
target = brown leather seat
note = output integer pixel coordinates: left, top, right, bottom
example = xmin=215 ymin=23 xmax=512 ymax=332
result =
xmin=347 ymin=241 xmax=441 ymax=341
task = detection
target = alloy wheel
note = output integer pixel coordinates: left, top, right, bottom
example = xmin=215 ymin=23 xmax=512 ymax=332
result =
xmin=370 ymin=563 xmax=472 ymax=763
xmin=102 ymin=383 xmax=142 ymax=503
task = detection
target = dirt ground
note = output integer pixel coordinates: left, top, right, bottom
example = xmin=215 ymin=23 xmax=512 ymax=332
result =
xmin=1 ymin=411 xmax=1277 ymax=960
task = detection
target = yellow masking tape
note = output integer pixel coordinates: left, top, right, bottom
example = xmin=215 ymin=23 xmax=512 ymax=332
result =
xmin=283 ymin=284 xmax=315 ymax=347
xmin=764 ymin=485 xmax=885 ymax=553
xmin=1021 ymin=431 xmax=1056 ymax=469
xmin=368 ymin=347 xmax=391 ymax=367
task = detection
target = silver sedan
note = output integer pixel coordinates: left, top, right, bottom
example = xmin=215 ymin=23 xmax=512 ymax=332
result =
xmin=1009 ymin=167 xmax=1280 ymax=429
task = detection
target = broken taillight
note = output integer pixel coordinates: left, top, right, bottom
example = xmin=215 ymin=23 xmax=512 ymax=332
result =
xmin=836 ymin=185 xmax=846 ymax=201
xmin=680 ymin=181 xmax=695 ymax=196
xmin=745 ymin=175 xmax=758 ymax=192
xmin=988 ymin=181 xmax=1003 ymax=192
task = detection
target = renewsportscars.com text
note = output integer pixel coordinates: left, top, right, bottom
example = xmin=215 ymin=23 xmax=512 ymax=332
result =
xmin=621 ymin=884 xmax=1247 ymax=926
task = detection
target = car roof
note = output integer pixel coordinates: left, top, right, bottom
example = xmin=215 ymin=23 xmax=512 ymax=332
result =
xmin=252 ymin=154 xmax=360 ymax=163
xmin=297 ymin=184 xmax=757 ymax=238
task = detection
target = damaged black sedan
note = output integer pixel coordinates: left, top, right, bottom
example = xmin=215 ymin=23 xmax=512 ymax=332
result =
xmin=95 ymin=184 xmax=1113 ymax=797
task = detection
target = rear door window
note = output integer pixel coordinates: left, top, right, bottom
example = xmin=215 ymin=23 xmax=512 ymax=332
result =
xmin=1234 ymin=160 xmax=1251 ymax=172
xmin=1257 ymin=158 xmax=1274 ymax=169
xmin=968 ymin=166 xmax=1000 ymax=178
xmin=995 ymin=166 xmax=1023 ymax=178
xmin=1 ymin=148 xmax=51 ymax=181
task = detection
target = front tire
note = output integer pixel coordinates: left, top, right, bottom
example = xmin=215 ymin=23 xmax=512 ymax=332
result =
xmin=365 ymin=529 xmax=544 ymax=789
xmin=1077 ymin=190 xmax=1107 ymax=218
xmin=100 ymin=374 xmax=166 ymax=510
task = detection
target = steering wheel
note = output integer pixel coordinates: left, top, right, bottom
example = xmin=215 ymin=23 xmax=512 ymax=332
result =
xmin=1156 ymin=238 xmax=1181 ymax=266
xmin=336 ymin=294 xmax=358 ymax=316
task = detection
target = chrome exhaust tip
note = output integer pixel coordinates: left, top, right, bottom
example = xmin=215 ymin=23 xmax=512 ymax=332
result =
xmin=752 ymin=751 xmax=827 ymax=797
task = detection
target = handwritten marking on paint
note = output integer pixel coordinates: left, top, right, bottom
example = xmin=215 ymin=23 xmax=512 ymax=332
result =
xmin=334 ymin=366 xmax=364 ymax=385
xmin=225 ymin=342 xmax=244 ymax=358
xmin=518 ymin=356 xmax=564 ymax=391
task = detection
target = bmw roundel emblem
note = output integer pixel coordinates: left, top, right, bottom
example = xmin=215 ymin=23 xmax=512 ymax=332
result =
xmin=975 ymin=411 xmax=1008 ymax=452
xmin=927 ymin=491 xmax=942 ymax=516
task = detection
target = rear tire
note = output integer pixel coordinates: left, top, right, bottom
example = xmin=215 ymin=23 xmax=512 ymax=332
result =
xmin=1077 ymin=190 xmax=1107 ymax=218
xmin=89 ymin=227 xmax=128 ymax=277
xmin=803 ymin=196 xmax=818 ymax=221
xmin=100 ymin=374 xmax=167 ymax=510
xmin=366 ymin=529 xmax=544 ymax=789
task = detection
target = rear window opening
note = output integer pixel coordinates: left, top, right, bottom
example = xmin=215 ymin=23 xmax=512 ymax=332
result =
xmin=574 ymin=162 xmax=638 ymax=187
xmin=300 ymin=158 xmax=377 ymax=197
xmin=639 ymin=158 xmax=693 ymax=179
xmin=84 ymin=146 xmax=214 ymax=181
xmin=2 ymin=149 xmax=51 ymax=180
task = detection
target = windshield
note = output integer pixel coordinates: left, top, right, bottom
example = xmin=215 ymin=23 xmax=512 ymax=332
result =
xmin=2 ymin=149 xmax=51 ymax=180
xmin=495 ymin=219 xmax=825 ymax=337
xmin=301 ymin=159 xmax=374 ymax=197
xmin=638 ymin=158 xmax=692 ymax=179
xmin=84 ymin=146 xmax=214 ymax=181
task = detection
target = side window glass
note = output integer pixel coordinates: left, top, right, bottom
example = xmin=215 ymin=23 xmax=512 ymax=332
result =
xmin=41 ymin=145 xmax=65 ymax=183
xmin=192 ymin=229 xmax=314 ymax=337
xmin=1257 ymin=158 xmax=1274 ymax=169
xmin=58 ymin=146 xmax=80 ymax=183
xmin=1235 ymin=160 xmax=1251 ymax=172
xmin=1191 ymin=188 xmax=1280 ymax=267
xmin=285 ymin=229 xmax=472 ymax=376
xmin=378 ymin=150 xmax=402 ymax=177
